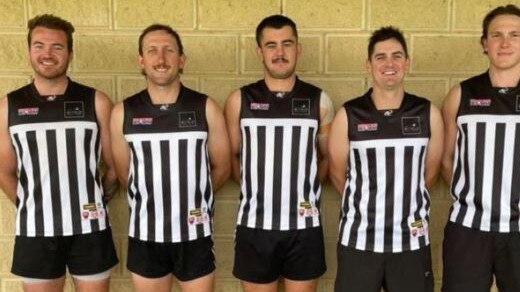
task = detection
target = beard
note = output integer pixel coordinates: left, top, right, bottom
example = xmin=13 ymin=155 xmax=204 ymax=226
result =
xmin=31 ymin=57 xmax=69 ymax=80
xmin=264 ymin=59 xmax=296 ymax=80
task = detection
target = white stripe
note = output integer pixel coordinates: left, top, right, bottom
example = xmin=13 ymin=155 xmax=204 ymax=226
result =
xmin=263 ymin=125 xmax=275 ymax=229
xmin=125 ymin=131 xmax=207 ymax=142
xmin=458 ymin=114 xmax=520 ymax=124
xmin=480 ymin=124 xmax=496 ymax=231
xmin=392 ymin=146 xmax=404 ymax=251
xmin=462 ymin=122 xmax=477 ymax=228
xmin=187 ymin=139 xmax=197 ymax=240
xmin=10 ymin=121 xmax=97 ymax=133
xmin=355 ymin=149 xmax=370 ymax=250
xmin=56 ymin=128 xmax=72 ymax=233
xmin=37 ymin=131 xmax=54 ymax=236
xmin=373 ymin=147 xmax=386 ymax=252
xmin=279 ymin=125 xmax=293 ymax=229
xmin=170 ymin=140 xmax=181 ymax=241
xmin=500 ymin=123 xmax=515 ymax=232
xmin=350 ymin=138 xmax=428 ymax=149
xmin=248 ymin=125 xmax=259 ymax=228
xmin=76 ymin=129 xmax=91 ymax=233
xmin=151 ymin=141 xmax=164 ymax=242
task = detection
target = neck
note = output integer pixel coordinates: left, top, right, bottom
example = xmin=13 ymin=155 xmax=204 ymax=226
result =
xmin=370 ymin=86 xmax=405 ymax=110
xmin=264 ymin=74 xmax=296 ymax=92
xmin=488 ymin=66 xmax=520 ymax=88
xmin=146 ymin=80 xmax=181 ymax=104
xmin=33 ymin=75 xmax=69 ymax=95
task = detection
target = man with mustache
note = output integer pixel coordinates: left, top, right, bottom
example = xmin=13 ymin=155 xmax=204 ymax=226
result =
xmin=225 ymin=14 xmax=334 ymax=292
xmin=0 ymin=14 xmax=118 ymax=292
xmin=110 ymin=24 xmax=230 ymax=292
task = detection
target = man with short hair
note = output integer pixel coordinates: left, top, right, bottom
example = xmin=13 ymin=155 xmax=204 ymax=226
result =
xmin=225 ymin=14 xmax=334 ymax=292
xmin=110 ymin=23 xmax=230 ymax=292
xmin=328 ymin=26 xmax=443 ymax=292
xmin=0 ymin=14 xmax=119 ymax=292
xmin=441 ymin=4 xmax=520 ymax=292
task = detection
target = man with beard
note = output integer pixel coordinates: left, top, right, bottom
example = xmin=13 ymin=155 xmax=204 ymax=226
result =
xmin=110 ymin=24 xmax=230 ymax=292
xmin=0 ymin=14 xmax=118 ymax=292
xmin=225 ymin=14 xmax=334 ymax=292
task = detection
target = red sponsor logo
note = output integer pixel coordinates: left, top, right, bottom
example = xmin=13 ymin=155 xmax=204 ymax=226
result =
xmin=82 ymin=211 xmax=89 ymax=219
xmin=470 ymin=98 xmax=491 ymax=107
xmin=250 ymin=103 xmax=270 ymax=110
xmin=188 ymin=216 xmax=195 ymax=225
xmin=18 ymin=107 xmax=39 ymax=116
xmin=357 ymin=123 xmax=378 ymax=132
xmin=132 ymin=117 xmax=153 ymax=125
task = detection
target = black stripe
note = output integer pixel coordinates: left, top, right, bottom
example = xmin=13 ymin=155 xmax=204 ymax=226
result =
xmin=455 ymin=124 xmax=471 ymax=224
xmin=289 ymin=126 xmax=301 ymax=229
xmin=179 ymin=140 xmax=189 ymax=241
xmin=84 ymin=129 xmax=99 ymax=232
xmin=13 ymin=134 xmax=29 ymax=235
xmin=46 ymin=130 xmax=63 ymax=235
xmin=414 ymin=146 xmax=426 ymax=247
xmin=27 ymin=131 xmax=44 ymax=235
xmin=129 ymin=143 xmax=141 ymax=239
xmin=471 ymin=123 xmax=486 ymax=229
xmin=195 ymin=139 xmax=204 ymax=238
xmin=255 ymin=126 xmax=266 ymax=228
xmin=347 ymin=149 xmax=363 ymax=248
xmin=240 ymin=127 xmax=252 ymax=226
xmin=66 ymin=129 xmax=82 ymax=234
xmin=304 ymin=127 xmax=315 ymax=227
xmin=510 ymin=124 xmax=520 ymax=232
xmin=384 ymin=147 xmax=395 ymax=252
xmin=365 ymin=148 xmax=377 ymax=251
xmin=401 ymin=146 xmax=413 ymax=251
xmin=142 ymin=141 xmax=155 ymax=241
xmin=490 ymin=123 xmax=505 ymax=231
xmin=160 ymin=140 xmax=172 ymax=241
xmin=272 ymin=126 xmax=284 ymax=230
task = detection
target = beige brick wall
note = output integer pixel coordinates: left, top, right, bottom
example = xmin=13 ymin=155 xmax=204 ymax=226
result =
xmin=0 ymin=1 xmax=508 ymax=291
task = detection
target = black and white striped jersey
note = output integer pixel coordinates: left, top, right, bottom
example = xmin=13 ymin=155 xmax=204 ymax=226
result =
xmin=237 ymin=78 xmax=324 ymax=230
xmin=7 ymin=80 xmax=108 ymax=237
xmin=123 ymin=85 xmax=213 ymax=243
xmin=449 ymin=72 xmax=520 ymax=233
xmin=339 ymin=90 xmax=431 ymax=253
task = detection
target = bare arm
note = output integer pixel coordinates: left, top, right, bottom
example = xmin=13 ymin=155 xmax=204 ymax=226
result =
xmin=317 ymin=91 xmax=334 ymax=182
xmin=328 ymin=107 xmax=349 ymax=194
xmin=441 ymin=84 xmax=461 ymax=184
xmin=224 ymin=89 xmax=242 ymax=183
xmin=95 ymin=91 xmax=118 ymax=201
xmin=0 ymin=96 xmax=19 ymax=204
xmin=206 ymin=97 xmax=231 ymax=191
xmin=424 ymin=103 xmax=444 ymax=189
xmin=110 ymin=102 xmax=131 ymax=188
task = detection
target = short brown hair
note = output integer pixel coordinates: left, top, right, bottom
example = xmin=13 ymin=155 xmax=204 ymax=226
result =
xmin=27 ymin=14 xmax=75 ymax=52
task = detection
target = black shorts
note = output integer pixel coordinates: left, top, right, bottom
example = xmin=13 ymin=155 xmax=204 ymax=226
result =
xmin=335 ymin=244 xmax=433 ymax=292
xmin=11 ymin=228 xmax=118 ymax=279
xmin=233 ymin=226 xmax=326 ymax=283
xmin=442 ymin=222 xmax=520 ymax=292
xmin=127 ymin=236 xmax=215 ymax=281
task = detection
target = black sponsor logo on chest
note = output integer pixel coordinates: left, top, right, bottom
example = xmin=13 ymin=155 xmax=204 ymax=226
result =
xmin=402 ymin=116 xmax=422 ymax=135
xmin=179 ymin=111 xmax=197 ymax=128
xmin=292 ymin=98 xmax=311 ymax=115
xmin=64 ymin=101 xmax=85 ymax=118
xmin=516 ymin=95 xmax=520 ymax=112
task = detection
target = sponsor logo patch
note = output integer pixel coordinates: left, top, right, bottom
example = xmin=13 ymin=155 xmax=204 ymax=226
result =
xmin=132 ymin=117 xmax=153 ymax=125
xmin=250 ymin=102 xmax=270 ymax=110
xmin=470 ymin=98 xmax=492 ymax=107
xmin=18 ymin=107 xmax=39 ymax=116
xmin=178 ymin=111 xmax=197 ymax=127
xmin=357 ymin=122 xmax=378 ymax=132
xmin=64 ymin=101 xmax=84 ymax=118
xmin=292 ymin=98 xmax=311 ymax=115
xmin=516 ymin=95 xmax=520 ymax=112
xmin=402 ymin=116 xmax=421 ymax=135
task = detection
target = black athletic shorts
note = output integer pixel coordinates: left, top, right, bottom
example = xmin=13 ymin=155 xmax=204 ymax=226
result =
xmin=11 ymin=228 xmax=118 ymax=279
xmin=442 ymin=222 xmax=520 ymax=292
xmin=233 ymin=226 xmax=326 ymax=283
xmin=334 ymin=244 xmax=433 ymax=292
xmin=127 ymin=236 xmax=215 ymax=281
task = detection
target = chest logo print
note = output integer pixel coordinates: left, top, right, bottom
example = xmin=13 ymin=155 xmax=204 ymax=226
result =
xmin=470 ymin=98 xmax=491 ymax=107
xmin=18 ymin=107 xmax=39 ymax=116
xmin=64 ymin=101 xmax=85 ymax=118
xmin=357 ymin=122 xmax=378 ymax=132
xmin=179 ymin=111 xmax=197 ymax=128
xmin=402 ymin=116 xmax=422 ymax=135
xmin=250 ymin=102 xmax=270 ymax=110
xmin=292 ymin=98 xmax=311 ymax=115
xmin=132 ymin=117 xmax=153 ymax=125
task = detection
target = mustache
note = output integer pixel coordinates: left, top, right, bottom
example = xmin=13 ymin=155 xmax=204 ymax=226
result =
xmin=272 ymin=57 xmax=289 ymax=63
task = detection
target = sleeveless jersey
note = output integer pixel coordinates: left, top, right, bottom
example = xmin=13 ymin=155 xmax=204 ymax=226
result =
xmin=449 ymin=72 xmax=520 ymax=233
xmin=8 ymin=80 xmax=108 ymax=237
xmin=339 ymin=90 xmax=431 ymax=253
xmin=123 ymin=85 xmax=213 ymax=242
xmin=237 ymin=78 xmax=323 ymax=230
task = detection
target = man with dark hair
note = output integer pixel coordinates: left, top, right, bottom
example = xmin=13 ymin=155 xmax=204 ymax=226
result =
xmin=441 ymin=4 xmax=520 ymax=292
xmin=110 ymin=23 xmax=230 ymax=292
xmin=0 ymin=14 xmax=118 ymax=292
xmin=329 ymin=26 xmax=443 ymax=292
xmin=225 ymin=14 xmax=334 ymax=292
